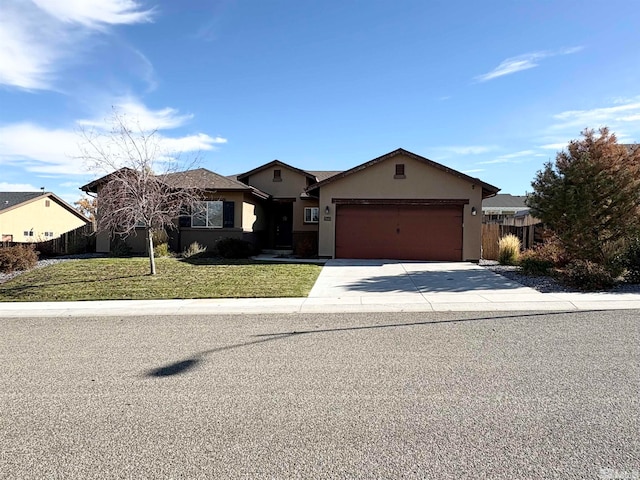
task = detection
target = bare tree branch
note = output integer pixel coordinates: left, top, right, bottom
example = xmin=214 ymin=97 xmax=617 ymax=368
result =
xmin=77 ymin=109 xmax=202 ymax=275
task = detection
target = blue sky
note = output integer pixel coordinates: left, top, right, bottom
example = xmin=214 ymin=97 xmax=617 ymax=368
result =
xmin=2 ymin=0 xmax=640 ymax=204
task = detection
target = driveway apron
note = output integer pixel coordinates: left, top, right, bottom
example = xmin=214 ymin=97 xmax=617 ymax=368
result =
xmin=307 ymin=259 xmax=550 ymax=307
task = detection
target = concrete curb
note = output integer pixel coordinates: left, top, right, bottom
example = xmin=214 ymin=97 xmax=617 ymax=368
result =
xmin=2 ymin=293 xmax=640 ymax=318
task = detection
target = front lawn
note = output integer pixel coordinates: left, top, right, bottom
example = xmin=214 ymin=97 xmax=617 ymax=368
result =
xmin=0 ymin=257 xmax=322 ymax=302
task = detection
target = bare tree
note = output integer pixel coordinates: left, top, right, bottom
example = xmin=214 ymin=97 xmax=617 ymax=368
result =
xmin=78 ymin=111 xmax=200 ymax=275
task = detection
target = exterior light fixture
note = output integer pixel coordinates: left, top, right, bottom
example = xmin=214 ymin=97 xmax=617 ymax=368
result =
xmin=471 ymin=207 xmax=477 ymax=216
xmin=325 ymin=205 xmax=330 ymax=215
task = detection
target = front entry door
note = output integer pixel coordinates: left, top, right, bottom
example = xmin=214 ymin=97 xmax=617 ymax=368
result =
xmin=274 ymin=202 xmax=293 ymax=248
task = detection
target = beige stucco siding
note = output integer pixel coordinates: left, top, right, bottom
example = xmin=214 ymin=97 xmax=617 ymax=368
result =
xmin=0 ymin=197 xmax=88 ymax=243
xmin=245 ymin=167 xmax=309 ymax=198
xmin=317 ymin=154 xmax=484 ymax=260
xmin=246 ymin=167 xmax=319 ymax=236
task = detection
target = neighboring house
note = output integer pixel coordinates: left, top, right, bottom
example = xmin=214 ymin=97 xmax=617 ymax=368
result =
xmin=83 ymin=148 xmax=500 ymax=261
xmin=482 ymin=193 xmax=542 ymax=250
xmin=0 ymin=192 xmax=91 ymax=243
xmin=482 ymin=193 xmax=532 ymax=224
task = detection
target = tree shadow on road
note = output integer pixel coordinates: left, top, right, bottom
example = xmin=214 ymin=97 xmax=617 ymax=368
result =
xmin=144 ymin=310 xmax=592 ymax=377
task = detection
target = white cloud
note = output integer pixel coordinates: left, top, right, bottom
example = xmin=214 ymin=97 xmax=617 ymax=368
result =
xmin=78 ymin=97 xmax=195 ymax=131
xmin=475 ymin=46 xmax=583 ymax=82
xmin=551 ymin=101 xmax=640 ymax=130
xmin=539 ymin=143 xmax=567 ymax=150
xmin=32 ymin=0 xmax=154 ymax=27
xmin=0 ymin=182 xmax=40 ymax=192
xmin=0 ymin=101 xmax=228 ymax=176
xmin=477 ymin=150 xmax=536 ymax=165
xmin=436 ymin=145 xmax=497 ymax=155
xmin=0 ymin=0 xmax=152 ymax=90
xmin=159 ymin=134 xmax=227 ymax=153
xmin=462 ymin=169 xmax=485 ymax=174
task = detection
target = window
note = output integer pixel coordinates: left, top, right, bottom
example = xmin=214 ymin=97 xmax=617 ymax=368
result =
xmin=191 ymin=201 xmax=235 ymax=228
xmin=273 ymin=169 xmax=282 ymax=181
xmin=394 ymin=163 xmax=405 ymax=178
xmin=304 ymin=207 xmax=319 ymax=223
xmin=44 ymin=231 xmax=54 ymax=237
xmin=24 ymin=231 xmax=33 ymax=237
xmin=45 ymin=200 xmax=50 ymax=207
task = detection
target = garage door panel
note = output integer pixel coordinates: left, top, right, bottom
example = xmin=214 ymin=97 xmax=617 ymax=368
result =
xmin=336 ymin=204 xmax=462 ymax=260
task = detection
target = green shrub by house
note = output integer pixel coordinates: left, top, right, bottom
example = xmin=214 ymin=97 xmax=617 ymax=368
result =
xmin=215 ymin=238 xmax=255 ymax=259
xmin=519 ymin=250 xmax=553 ymax=276
xmin=153 ymin=242 xmax=171 ymax=258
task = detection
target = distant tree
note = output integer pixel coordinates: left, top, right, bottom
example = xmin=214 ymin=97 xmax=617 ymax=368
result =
xmin=74 ymin=196 xmax=97 ymax=229
xmin=78 ymin=111 xmax=200 ymax=275
xmin=527 ymin=127 xmax=640 ymax=264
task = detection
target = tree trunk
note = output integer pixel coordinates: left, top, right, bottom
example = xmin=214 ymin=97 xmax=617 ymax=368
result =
xmin=147 ymin=230 xmax=156 ymax=275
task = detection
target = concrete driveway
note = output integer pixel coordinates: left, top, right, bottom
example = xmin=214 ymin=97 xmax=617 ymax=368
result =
xmin=308 ymin=259 xmax=554 ymax=309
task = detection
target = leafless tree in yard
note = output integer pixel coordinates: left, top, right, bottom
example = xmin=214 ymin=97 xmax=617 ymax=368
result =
xmin=78 ymin=110 xmax=201 ymax=275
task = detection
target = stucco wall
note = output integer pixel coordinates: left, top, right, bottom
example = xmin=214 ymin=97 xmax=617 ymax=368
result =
xmin=94 ymin=190 xmax=254 ymax=253
xmin=0 ymin=197 xmax=88 ymax=243
xmin=317 ymin=153 xmax=484 ymax=260
xmin=244 ymin=166 xmax=319 ymax=238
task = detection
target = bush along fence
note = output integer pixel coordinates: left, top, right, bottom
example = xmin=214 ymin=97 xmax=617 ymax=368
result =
xmin=0 ymin=224 xmax=95 ymax=257
xmin=482 ymin=223 xmax=544 ymax=260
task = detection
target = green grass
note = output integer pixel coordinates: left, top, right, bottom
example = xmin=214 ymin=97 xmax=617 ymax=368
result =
xmin=0 ymin=257 xmax=322 ymax=302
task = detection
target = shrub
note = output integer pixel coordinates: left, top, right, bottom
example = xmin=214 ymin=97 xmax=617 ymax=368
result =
xmin=109 ymin=237 xmax=131 ymax=257
xmin=0 ymin=245 xmax=39 ymax=273
xmin=182 ymin=241 xmax=207 ymax=259
xmin=620 ymin=237 xmax=640 ymax=284
xmin=498 ymin=234 xmax=521 ymax=265
xmin=532 ymin=235 xmax=569 ymax=267
xmin=519 ymin=250 xmax=553 ymax=276
xmin=153 ymin=242 xmax=171 ymax=258
xmin=215 ymin=237 xmax=255 ymax=259
xmin=562 ymin=260 xmax=615 ymax=290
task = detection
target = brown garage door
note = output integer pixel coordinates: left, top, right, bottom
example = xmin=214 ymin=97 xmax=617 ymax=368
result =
xmin=335 ymin=204 xmax=463 ymax=260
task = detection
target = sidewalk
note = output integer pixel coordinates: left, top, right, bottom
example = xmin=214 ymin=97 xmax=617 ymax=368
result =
xmin=3 ymin=259 xmax=640 ymax=317
xmin=2 ymin=291 xmax=640 ymax=318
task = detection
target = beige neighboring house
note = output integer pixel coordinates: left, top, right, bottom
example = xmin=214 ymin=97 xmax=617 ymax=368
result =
xmin=83 ymin=148 xmax=500 ymax=261
xmin=0 ymin=192 xmax=90 ymax=243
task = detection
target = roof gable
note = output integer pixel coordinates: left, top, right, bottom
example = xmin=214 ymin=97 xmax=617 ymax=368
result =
xmin=0 ymin=191 xmax=90 ymax=223
xmin=307 ymin=148 xmax=500 ymax=198
xmin=81 ymin=167 xmax=262 ymax=195
xmin=482 ymin=194 xmax=528 ymax=209
xmin=0 ymin=192 xmax=43 ymax=211
xmin=237 ymin=160 xmax=317 ymax=182
xmin=162 ymin=168 xmax=252 ymax=190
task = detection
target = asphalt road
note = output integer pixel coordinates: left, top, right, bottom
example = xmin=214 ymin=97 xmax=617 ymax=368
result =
xmin=1 ymin=310 xmax=639 ymax=479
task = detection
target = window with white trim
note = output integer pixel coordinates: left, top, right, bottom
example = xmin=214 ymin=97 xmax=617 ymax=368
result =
xmin=304 ymin=207 xmax=319 ymax=223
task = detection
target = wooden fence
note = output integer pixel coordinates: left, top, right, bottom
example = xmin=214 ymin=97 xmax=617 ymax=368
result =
xmin=0 ymin=224 xmax=95 ymax=256
xmin=482 ymin=223 xmax=544 ymax=260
